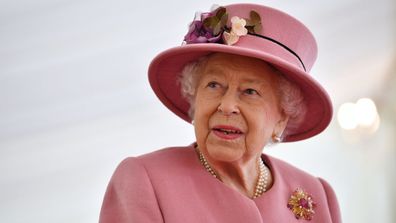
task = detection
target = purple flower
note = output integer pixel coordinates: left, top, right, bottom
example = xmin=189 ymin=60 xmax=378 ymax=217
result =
xmin=183 ymin=13 xmax=222 ymax=44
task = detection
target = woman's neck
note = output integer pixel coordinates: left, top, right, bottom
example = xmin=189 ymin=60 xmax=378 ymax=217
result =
xmin=214 ymin=157 xmax=260 ymax=198
xmin=196 ymin=147 xmax=272 ymax=198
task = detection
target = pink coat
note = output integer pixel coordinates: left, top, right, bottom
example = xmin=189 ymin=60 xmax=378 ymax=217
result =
xmin=100 ymin=144 xmax=341 ymax=222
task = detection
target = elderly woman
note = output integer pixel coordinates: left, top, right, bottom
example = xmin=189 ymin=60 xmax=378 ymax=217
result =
xmin=100 ymin=3 xmax=341 ymax=223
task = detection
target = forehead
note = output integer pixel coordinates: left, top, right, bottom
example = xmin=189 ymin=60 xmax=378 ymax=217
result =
xmin=201 ymin=53 xmax=279 ymax=83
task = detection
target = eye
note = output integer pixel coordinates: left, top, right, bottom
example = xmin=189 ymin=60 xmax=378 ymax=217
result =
xmin=244 ymin=88 xmax=259 ymax=95
xmin=206 ymin=81 xmax=220 ymax=89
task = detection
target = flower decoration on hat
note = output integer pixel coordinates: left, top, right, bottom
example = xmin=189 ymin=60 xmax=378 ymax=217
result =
xmin=287 ymin=188 xmax=316 ymax=221
xmin=183 ymin=6 xmax=262 ymax=46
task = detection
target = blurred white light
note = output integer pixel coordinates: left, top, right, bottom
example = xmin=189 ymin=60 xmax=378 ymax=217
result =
xmin=367 ymin=113 xmax=381 ymax=134
xmin=355 ymin=98 xmax=378 ymax=127
xmin=337 ymin=102 xmax=358 ymax=130
xmin=337 ymin=98 xmax=380 ymax=133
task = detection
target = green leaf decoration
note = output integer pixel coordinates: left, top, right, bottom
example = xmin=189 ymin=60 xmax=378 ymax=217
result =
xmin=216 ymin=7 xmax=226 ymax=18
xmin=245 ymin=19 xmax=254 ymax=27
xmin=244 ymin=26 xmax=252 ymax=33
xmin=253 ymin=23 xmax=262 ymax=33
xmin=203 ymin=18 xmax=210 ymax=28
xmin=250 ymin=10 xmax=261 ymax=23
xmin=213 ymin=22 xmax=222 ymax=35
xmin=203 ymin=16 xmax=217 ymax=28
xmin=203 ymin=7 xmax=228 ymax=35
xmin=247 ymin=10 xmax=262 ymax=34
xmin=220 ymin=13 xmax=228 ymax=26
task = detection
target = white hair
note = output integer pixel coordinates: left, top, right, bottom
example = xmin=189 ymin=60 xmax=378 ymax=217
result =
xmin=178 ymin=55 xmax=210 ymax=118
xmin=179 ymin=55 xmax=307 ymax=141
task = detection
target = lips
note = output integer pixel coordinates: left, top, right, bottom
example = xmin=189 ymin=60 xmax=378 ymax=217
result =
xmin=212 ymin=125 xmax=244 ymax=140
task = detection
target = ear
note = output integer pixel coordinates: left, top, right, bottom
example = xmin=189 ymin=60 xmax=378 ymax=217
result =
xmin=273 ymin=112 xmax=289 ymax=137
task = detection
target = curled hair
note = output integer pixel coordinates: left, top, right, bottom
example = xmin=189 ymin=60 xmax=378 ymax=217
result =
xmin=275 ymin=73 xmax=307 ymax=139
xmin=179 ymin=56 xmax=307 ymax=141
xmin=179 ymin=55 xmax=210 ymax=118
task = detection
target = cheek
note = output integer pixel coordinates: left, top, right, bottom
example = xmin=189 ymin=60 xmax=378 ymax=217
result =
xmin=193 ymin=96 xmax=212 ymax=144
xmin=245 ymin=108 xmax=279 ymax=147
xmin=193 ymin=97 xmax=209 ymax=124
xmin=247 ymin=114 xmax=267 ymax=143
xmin=193 ymin=90 xmax=220 ymax=124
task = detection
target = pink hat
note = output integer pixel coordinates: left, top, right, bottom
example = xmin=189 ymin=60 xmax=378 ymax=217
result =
xmin=148 ymin=3 xmax=333 ymax=142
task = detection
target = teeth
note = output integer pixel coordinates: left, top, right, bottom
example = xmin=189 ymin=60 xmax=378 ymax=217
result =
xmin=219 ymin=129 xmax=240 ymax=134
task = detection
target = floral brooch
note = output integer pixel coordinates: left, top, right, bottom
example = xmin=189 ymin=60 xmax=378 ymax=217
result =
xmin=287 ymin=188 xmax=316 ymax=221
xmin=183 ymin=6 xmax=262 ymax=45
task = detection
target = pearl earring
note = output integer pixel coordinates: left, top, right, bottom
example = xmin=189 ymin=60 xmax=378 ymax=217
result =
xmin=272 ymin=134 xmax=281 ymax=143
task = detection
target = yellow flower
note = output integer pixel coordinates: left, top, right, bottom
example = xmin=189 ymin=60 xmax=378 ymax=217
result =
xmin=231 ymin=16 xmax=248 ymax=36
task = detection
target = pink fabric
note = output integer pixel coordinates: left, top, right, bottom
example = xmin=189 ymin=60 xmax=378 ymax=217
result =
xmin=225 ymin=3 xmax=317 ymax=72
xmin=100 ymin=145 xmax=341 ymax=223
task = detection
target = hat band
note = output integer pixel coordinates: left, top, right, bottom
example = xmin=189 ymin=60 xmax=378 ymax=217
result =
xmin=247 ymin=33 xmax=306 ymax=72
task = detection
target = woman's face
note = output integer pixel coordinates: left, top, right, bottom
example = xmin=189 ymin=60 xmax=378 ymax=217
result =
xmin=193 ymin=53 xmax=288 ymax=163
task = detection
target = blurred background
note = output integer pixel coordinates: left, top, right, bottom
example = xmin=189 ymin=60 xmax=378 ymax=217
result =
xmin=0 ymin=0 xmax=395 ymax=222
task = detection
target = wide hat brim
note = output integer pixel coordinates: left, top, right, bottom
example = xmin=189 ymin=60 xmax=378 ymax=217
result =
xmin=148 ymin=41 xmax=332 ymax=142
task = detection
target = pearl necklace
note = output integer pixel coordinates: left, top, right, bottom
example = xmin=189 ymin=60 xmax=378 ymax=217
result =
xmin=196 ymin=148 xmax=269 ymax=199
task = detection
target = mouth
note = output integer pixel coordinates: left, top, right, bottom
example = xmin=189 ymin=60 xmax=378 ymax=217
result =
xmin=212 ymin=125 xmax=243 ymax=140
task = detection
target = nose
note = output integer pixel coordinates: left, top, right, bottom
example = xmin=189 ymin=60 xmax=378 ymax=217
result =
xmin=217 ymin=90 xmax=240 ymax=115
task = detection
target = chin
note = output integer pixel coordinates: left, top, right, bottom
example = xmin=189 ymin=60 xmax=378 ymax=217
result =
xmin=206 ymin=142 xmax=245 ymax=163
